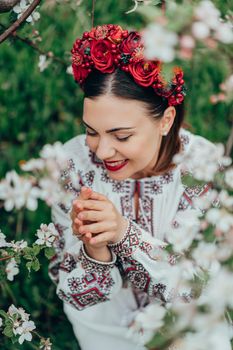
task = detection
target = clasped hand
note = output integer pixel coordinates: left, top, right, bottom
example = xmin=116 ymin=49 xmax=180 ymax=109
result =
xmin=70 ymin=187 xmax=128 ymax=249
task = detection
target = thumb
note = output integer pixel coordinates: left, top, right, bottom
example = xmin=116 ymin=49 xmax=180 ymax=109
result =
xmin=79 ymin=186 xmax=93 ymax=200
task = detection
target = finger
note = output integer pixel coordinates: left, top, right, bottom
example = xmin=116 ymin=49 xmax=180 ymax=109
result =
xmin=89 ymin=232 xmax=112 ymax=245
xmin=77 ymin=210 xmax=105 ymax=222
xmin=79 ymin=222 xmax=114 ymax=235
xmin=72 ymin=200 xmax=84 ymax=214
xmin=76 ymin=199 xmax=106 ymax=211
xmin=89 ymin=191 xmax=107 ymax=201
xmin=80 ymin=186 xmax=93 ymax=200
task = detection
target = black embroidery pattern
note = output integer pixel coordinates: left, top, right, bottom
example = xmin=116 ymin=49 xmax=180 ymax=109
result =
xmin=60 ymin=253 xmax=77 ymax=273
xmin=58 ymin=250 xmax=115 ymax=310
xmin=109 ymin=221 xmax=141 ymax=257
xmin=79 ymin=170 xmax=95 ymax=187
xmin=137 ymin=196 xmax=154 ymax=235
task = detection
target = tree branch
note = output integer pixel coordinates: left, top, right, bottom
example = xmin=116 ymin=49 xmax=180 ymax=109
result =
xmin=0 ymin=0 xmax=42 ymax=44
xmin=0 ymin=22 xmax=67 ymax=66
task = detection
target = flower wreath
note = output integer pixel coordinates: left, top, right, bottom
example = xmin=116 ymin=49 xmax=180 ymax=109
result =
xmin=71 ymin=24 xmax=185 ymax=106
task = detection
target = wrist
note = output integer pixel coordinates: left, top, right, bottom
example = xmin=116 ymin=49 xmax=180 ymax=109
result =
xmin=84 ymin=244 xmax=112 ymax=263
xmin=112 ymin=217 xmax=128 ymax=244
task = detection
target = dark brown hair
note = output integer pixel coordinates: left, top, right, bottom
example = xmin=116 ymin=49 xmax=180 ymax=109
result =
xmin=82 ymin=69 xmax=185 ymax=175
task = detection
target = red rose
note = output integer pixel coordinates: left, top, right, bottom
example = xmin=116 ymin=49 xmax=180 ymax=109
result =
xmin=128 ymin=61 xmax=160 ymax=87
xmin=120 ymin=32 xmax=141 ymax=55
xmin=72 ymin=63 xmax=89 ymax=83
xmin=89 ymin=25 xmax=109 ymax=40
xmin=108 ymin=25 xmax=124 ymax=43
xmin=90 ymin=39 xmax=115 ymax=73
xmin=78 ymin=39 xmax=91 ymax=56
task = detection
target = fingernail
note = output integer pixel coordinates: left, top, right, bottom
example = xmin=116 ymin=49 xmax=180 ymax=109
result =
xmin=78 ymin=213 xmax=84 ymax=219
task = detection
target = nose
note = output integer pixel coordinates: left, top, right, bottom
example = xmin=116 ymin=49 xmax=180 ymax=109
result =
xmin=95 ymin=137 xmax=116 ymax=160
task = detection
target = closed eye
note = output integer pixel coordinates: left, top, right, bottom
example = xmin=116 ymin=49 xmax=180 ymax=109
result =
xmin=86 ymin=130 xmax=131 ymax=142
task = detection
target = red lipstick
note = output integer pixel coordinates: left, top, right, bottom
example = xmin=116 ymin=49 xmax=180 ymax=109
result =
xmin=104 ymin=159 xmax=128 ymax=172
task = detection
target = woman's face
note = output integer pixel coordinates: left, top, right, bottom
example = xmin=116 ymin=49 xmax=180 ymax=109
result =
xmin=82 ymin=95 xmax=172 ymax=181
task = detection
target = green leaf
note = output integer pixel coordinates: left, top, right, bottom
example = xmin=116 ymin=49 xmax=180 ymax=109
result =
xmin=0 ymin=309 xmax=8 ymax=319
xmin=31 ymin=258 xmax=40 ymax=271
xmin=3 ymin=325 xmax=14 ymax=338
xmin=32 ymin=244 xmax=41 ymax=256
xmin=23 ymin=254 xmax=33 ymax=261
xmin=44 ymin=247 xmax=55 ymax=259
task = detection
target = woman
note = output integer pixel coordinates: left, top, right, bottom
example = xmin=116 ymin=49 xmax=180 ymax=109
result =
xmin=49 ymin=24 xmax=213 ymax=350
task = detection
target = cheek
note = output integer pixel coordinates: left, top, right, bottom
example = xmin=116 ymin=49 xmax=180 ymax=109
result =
xmin=85 ymin=136 xmax=97 ymax=151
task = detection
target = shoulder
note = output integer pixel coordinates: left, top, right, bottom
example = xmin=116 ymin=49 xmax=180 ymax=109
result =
xmin=179 ymin=127 xmax=216 ymax=154
xmin=63 ymin=134 xmax=87 ymax=156
xmin=62 ymin=134 xmax=92 ymax=170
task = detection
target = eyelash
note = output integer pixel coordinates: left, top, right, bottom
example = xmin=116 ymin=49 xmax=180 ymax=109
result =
xmin=86 ymin=131 xmax=131 ymax=142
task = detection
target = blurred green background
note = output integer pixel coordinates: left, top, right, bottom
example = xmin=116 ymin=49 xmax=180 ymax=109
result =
xmin=0 ymin=0 xmax=232 ymax=349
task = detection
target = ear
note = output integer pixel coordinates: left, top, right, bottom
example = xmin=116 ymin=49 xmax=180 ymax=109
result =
xmin=159 ymin=107 xmax=176 ymax=136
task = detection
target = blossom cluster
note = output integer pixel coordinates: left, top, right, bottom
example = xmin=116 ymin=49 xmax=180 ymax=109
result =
xmin=0 ymin=304 xmax=52 ymax=348
xmin=13 ymin=0 xmax=40 ymax=23
xmin=0 ymin=141 xmax=77 ymax=211
xmin=129 ymin=139 xmax=233 ymax=349
xmin=142 ymin=1 xmax=233 ymax=64
xmin=0 ymin=223 xmax=58 ymax=282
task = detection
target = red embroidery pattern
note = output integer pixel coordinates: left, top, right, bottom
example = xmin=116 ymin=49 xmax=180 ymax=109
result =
xmin=57 ymin=248 xmax=115 ymax=310
xmin=178 ymin=184 xmax=211 ymax=211
xmin=60 ymin=253 xmax=77 ymax=273
xmin=109 ymin=221 xmax=141 ymax=257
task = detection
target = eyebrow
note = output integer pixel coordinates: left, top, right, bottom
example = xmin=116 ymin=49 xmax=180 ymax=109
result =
xmin=82 ymin=120 xmax=135 ymax=133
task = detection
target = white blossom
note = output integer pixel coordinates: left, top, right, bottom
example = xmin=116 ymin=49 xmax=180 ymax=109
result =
xmin=167 ymin=212 xmax=200 ymax=253
xmin=195 ymin=1 xmax=220 ymax=30
xmin=192 ymin=242 xmax=219 ymax=272
xmin=179 ymin=35 xmax=195 ymax=49
xmin=20 ymin=158 xmax=45 ymax=172
xmin=199 ymin=268 xmax=233 ymax=313
xmin=215 ymin=22 xmax=233 ymax=44
xmin=40 ymin=142 xmax=68 ymax=168
xmin=38 ymin=55 xmax=51 ymax=72
xmin=15 ymin=320 xmax=36 ymax=344
xmin=177 ymin=322 xmax=231 ymax=350
xmin=192 ymin=21 xmax=210 ymax=40
xmin=10 ymin=240 xmax=28 ymax=252
xmin=143 ymin=24 xmax=178 ymax=62
xmin=6 ymin=259 xmax=19 ymax=281
xmin=0 ymin=317 xmax=3 ymax=327
xmin=0 ymin=170 xmax=41 ymax=211
xmin=131 ymin=303 xmax=166 ymax=343
xmin=35 ymin=223 xmax=58 ymax=247
xmin=206 ymin=208 xmax=233 ymax=233
xmin=174 ymin=140 xmax=231 ymax=182
xmin=66 ymin=65 xmax=73 ymax=75
xmin=0 ymin=230 xmax=10 ymax=248
xmin=13 ymin=0 xmax=40 ymax=23
xmin=39 ymin=338 xmax=52 ymax=350
xmin=8 ymin=304 xmax=30 ymax=321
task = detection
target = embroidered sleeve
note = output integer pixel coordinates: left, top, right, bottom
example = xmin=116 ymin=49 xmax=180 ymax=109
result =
xmin=49 ymin=201 xmax=123 ymax=310
xmin=108 ymin=220 xmax=182 ymax=302
xmin=57 ymin=243 xmax=122 ymax=310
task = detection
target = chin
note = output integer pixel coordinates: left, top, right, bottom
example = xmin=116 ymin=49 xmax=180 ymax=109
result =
xmin=107 ymin=171 xmax=129 ymax=181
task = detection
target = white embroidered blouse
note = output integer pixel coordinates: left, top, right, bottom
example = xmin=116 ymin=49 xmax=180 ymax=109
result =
xmin=48 ymin=128 xmax=212 ymax=350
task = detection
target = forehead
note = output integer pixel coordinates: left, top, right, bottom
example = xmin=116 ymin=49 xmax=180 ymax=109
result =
xmin=83 ymin=95 xmax=149 ymax=128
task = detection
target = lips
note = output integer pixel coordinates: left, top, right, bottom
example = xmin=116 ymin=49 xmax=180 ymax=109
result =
xmin=104 ymin=159 xmax=128 ymax=171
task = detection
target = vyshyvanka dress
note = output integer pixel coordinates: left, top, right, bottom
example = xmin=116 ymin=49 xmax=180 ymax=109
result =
xmin=48 ymin=129 xmax=227 ymax=350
